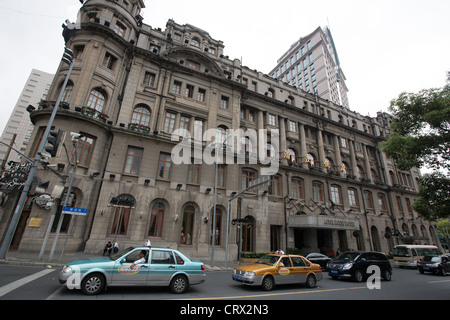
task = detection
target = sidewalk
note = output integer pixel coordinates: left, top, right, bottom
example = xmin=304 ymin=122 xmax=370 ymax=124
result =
xmin=0 ymin=250 xmax=239 ymax=271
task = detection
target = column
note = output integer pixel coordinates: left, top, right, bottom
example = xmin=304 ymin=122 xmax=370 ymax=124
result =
xmin=299 ymin=123 xmax=307 ymax=169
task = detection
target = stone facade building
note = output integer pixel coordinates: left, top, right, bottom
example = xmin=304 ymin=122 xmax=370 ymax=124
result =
xmin=0 ymin=0 xmax=442 ymax=261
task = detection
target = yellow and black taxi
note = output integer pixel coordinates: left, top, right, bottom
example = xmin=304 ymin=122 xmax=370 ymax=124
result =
xmin=232 ymin=253 xmax=323 ymax=291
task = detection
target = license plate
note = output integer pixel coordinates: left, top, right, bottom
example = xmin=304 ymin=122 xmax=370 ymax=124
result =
xmin=235 ymin=275 xmax=242 ymax=281
xmin=424 ymin=267 xmax=430 ymax=270
xmin=331 ymin=270 xmax=338 ymax=274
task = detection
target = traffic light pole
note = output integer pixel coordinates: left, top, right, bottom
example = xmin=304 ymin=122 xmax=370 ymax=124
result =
xmin=0 ymin=51 xmax=74 ymax=260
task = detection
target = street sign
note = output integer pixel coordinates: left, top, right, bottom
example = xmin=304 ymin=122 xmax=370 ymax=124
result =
xmin=62 ymin=206 xmax=87 ymax=216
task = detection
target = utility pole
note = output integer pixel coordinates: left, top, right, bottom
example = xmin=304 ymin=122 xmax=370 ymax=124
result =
xmin=0 ymin=48 xmax=74 ymax=260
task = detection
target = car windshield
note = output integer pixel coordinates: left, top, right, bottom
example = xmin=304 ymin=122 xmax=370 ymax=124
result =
xmin=422 ymin=256 xmax=441 ymax=263
xmin=336 ymin=252 xmax=360 ymax=261
xmin=256 ymin=255 xmax=280 ymax=266
xmin=109 ymin=247 xmax=135 ymax=260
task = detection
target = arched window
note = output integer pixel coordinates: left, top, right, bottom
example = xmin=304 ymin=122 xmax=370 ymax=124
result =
xmin=306 ymin=153 xmax=316 ymax=168
xmin=132 ymin=105 xmax=151 ymax=127
xmin=148 ymin=202 xmax=164 ymax=237
xmin=190 ymin=38 xmax=200 ymax=47
xmin=210 ymin=207 xmax=222 ymax=246
xmin=180 ymin=205 xmax=195 ymax=245
xmin=242 ymin=216 xmax=255 ymax=252
xmin=61 ymin=81 xmax=73 ymax=103
xmin=216 ymin=126 xmax=227 ymax=145
xmin=87 ymin=89 xmax=106 ymax=112
xmin=110 ymin=194 xmax=135 ymax=235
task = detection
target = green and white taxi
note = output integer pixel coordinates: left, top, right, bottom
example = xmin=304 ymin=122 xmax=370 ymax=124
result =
xmin=59 ymin=245 xmax=205 ymax=295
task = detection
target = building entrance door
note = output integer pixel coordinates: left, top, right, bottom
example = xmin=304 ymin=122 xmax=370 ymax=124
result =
xmin=317 ymin=229 xmax=334 ymax=256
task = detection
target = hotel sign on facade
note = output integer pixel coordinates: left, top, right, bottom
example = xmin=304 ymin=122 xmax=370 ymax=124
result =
xmin=288 ymin=215 xmax=359 ymax=231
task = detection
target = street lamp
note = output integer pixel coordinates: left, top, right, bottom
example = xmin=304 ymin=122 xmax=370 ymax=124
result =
xmin=0 ymin=47 xmax=75 ymax=260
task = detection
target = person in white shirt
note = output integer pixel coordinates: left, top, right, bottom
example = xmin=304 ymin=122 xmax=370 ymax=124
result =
xmin=130 ymin=250 xmax=147 ymax=268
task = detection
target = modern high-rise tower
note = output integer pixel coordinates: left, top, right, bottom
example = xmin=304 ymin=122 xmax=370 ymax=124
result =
xmin=269 ymin=27 xmax=349 ymax=108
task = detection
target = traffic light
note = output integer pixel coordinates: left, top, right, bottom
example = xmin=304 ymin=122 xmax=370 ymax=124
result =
xmin=45 ymin=130 xmax=62 ymax=157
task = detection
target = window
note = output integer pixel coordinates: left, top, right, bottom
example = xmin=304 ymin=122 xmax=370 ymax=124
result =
xmin=114 ymin=21 xmax=126 ymax=36
xmin=163 ymin=112 xmax=176 ymax=133
xmin=330 ymin=185 xmax=342 ymax=205
xmin=74 ymin=135 xmax=95 ymax=167
xmin=144 ymin=72 xmax=156 ymax=87
xmin=220 ymin=96 xmax=229 ymax=109
xmin=396 ymin=196 xmax=404 ymax=214
xmin=148 ymin=202 xmax=164 ymax=237
xmin=187 ymin=60 xmax=200 ymax=71
xmin=218 ymin=164 xmax=226 ymax=188
xmin=190 ymin=38 xmax=200 ymax=47
xmin=378 ymin=194 xmax=387 ymax=211
xmin=179 ymin=116 xmax=190 ymax=131
xmin=364 ymin=191 xmax=374 ymax=209
xmin=187 ymin=160 xmax=200 ymax=184
xmin=185 ymin=84 xmax=194 ymax=98
xmin=180 ymin=206 xmax=195 ymax=245
xmin=340 ymin=137 xmax=347 ymax=148
xmin=123 ymin=147 xmax=143 ymax=175
xmin=267 ymin=114 xmax=276 ymax=126
xmin=348 ymin=188 xmax=358 ymax=207
xmin=87 ymin=89 xmax=106 ymax=112
xmin=210 ymin=208 xmax=222 ymax=245
xmin=157 ymin=153 xmax=172 ymax=179
xmin=61 ymin=83 xmax=73 ymax=103
xmin=102 ymin=52 xmax=117 ymax=70
xmin=151 ymin=250 xmax=175 ymax=264
xmin=172 ymin=81 xmax=182 ymax=95
xmin=312 ymin=181 xmax=324 ymax=202
xmin=197 ymin=88 xmax=206 ymax=102
xmin=132 ymin=105 xmax=151 ymax=127
xmin=242 ymin=169 xmax=256 ymax=191
xmin=193 ymin=119 xmax=203 ymax=141
xmin=173 ymin=33 xmax=182 ymax=41
xmin=269 ymin=175 xmax=281 ymax=196
xmin=291 ymin=178 xmax=304 ymax=199
xmin=289 ymin=120 xmax=297 ymax=132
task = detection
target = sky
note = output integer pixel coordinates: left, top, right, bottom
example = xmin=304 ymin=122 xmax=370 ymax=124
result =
xmin=0 ymin=0 xmax=449 ymax=134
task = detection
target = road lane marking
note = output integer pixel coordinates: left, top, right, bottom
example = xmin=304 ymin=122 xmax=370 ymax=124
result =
xmin=0 ymin=269 xmax=55 ymax=298
xmin=174 ymin=286 xmax=368 ymax=300
xmin=428 ymin=279 xmax=450 ymax=284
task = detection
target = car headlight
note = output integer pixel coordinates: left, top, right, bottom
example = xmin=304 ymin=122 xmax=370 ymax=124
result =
xmin=342 ymin=263 xmax=353 ymax=270
xmin=244 ymin=271 xmax=255 ymax=277
xmin=62 ymin=266 xmax=73 ymax=273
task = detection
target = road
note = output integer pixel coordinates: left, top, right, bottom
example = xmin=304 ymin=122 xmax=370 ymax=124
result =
xmin=1 ymin=265 xmax=449 ymax=302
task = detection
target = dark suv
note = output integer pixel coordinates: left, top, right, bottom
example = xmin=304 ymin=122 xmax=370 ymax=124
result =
xmin=327 ymin=251 xmax=392 ymax=282
xmin=417 ymin=255 xmax=450 ymax=276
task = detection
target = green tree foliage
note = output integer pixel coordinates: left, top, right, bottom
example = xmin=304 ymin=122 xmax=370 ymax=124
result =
xmin=380 ymin=72 xmax=450 ymax=220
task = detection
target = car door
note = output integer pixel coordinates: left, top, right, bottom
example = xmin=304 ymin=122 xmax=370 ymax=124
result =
xmin=112 ymin=248 xmax=150 ymax=285
xmin=276 ymin=257 xmax=294 ymax=284
xmin=290 ymin=256 xmax=309 ymax=283
xmin=443 ymin=256 xmax=450 ymax=273
xmin=147 ymin=249 xmax=177 ymax=285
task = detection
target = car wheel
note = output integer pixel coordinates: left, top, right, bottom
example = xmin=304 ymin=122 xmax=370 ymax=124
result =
xmin=418 ymin=267 xmax=424 ymax=274
xmin=382 ymin=270 xmax=392 ymax=281
xmin=353 ymin=270 xmax=363 ymax=282
xmin=437 ymin=267 xmax=445 ymax=276
xmin=170 ymin=275 xmax=189 ymax=294
xmin=261 ymin=276 xmax=275 ymax=291
xmin=305 ymin=274 xmax=317 ymax=288
xmin=81 ymin=273 xmax=105 ymax=295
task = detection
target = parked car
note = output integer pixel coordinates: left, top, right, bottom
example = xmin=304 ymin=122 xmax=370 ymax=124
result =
xmin=305 ymin=253 xmax=332 ymax=270
xmin=232 ymin=253 xmax=323 ymax=291
xmin=417 ymin=255 xmax=450 ymax=276
xmin=327 ymin=251 xmax=392 ymax=282
xmin=59 ymin=245 xmax=205 ymax=295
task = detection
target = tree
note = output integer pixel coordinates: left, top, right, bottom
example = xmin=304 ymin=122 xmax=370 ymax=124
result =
xmin=380 ymin=72 xmax=450 ymax=220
